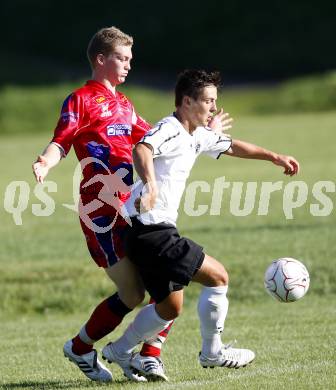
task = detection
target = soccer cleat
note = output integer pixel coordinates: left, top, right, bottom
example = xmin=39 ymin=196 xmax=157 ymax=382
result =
xmin=102 ymin=342 xmax=147 ymax=382
xmin=130 ymin=352 xmax=168 ymax=381
xmin=63 ymin=339 xmax=112 ymax=382
xmin=199 ymin=343 xmax=255 ymax=369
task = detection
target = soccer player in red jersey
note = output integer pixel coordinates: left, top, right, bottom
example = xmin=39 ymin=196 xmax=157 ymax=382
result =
xmin=32 ymin=27 xmax=231 ymax=382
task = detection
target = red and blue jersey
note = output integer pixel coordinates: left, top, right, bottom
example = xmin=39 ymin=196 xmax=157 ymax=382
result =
xmin=51 ymin=80 xmax=151 ymax=197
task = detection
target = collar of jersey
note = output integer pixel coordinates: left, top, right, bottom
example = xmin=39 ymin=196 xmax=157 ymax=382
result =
xmin=86 ymin=80 xmax=118 ymax=97
xmin=171 ymin=112 xmax=194 ymax=136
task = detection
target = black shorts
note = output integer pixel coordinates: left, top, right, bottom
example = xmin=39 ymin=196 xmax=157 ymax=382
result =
xmin=123 ymin=217 xmax=205 ymax=303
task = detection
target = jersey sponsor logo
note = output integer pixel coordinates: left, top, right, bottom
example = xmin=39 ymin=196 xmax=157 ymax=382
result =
xmin=107 ymin=124 xmax=131 ymax=136
xmin=101 ymin=103 xmax=112 ymax=117
xmin=95 ymin=96 xmax=106 ymax=104
xmin=61 ymin=111 xmax=79 ymax=123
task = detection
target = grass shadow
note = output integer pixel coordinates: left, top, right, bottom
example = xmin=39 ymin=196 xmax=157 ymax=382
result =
xmin=0 ymin=378 xmax=129 ymax=390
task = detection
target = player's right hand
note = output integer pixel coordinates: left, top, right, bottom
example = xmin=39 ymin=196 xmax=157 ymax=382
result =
xmin=272 ymin=154 xmax=300 ymax=176
xmin=32 ymin=155 xmax=49 ymax=183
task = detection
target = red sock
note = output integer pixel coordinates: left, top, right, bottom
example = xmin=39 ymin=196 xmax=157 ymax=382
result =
xmin=72 ymin=335 xmax=93 ymax=355
xmin=140 ymin=297 xmax=174 ymax=357
xmin=72 ymin=293 xmax=131 ymax=355
xmin=140 ymin=344 xmax=161 ymax=357
xmin=85 ymin=299 xmax=124 ymax=341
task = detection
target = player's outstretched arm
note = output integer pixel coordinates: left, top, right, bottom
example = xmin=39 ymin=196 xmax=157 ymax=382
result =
xmin=225 ymin=139 xmax=300 ymax=176
xmin=32 ymin=143 xmax=62 ymax=183
xmin=133 ymin=143 xmax=158 ymax=212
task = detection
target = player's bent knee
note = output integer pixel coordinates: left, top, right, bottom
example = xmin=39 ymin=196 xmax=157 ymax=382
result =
xmin=119 ymin=287 xmax=145 ymax=309
xmin=207 ymin=256 xmax=229 ymax=286
xmin=129 ymin=293 xmax=145 ymax=309
xmin=156 ymin=304 xmax=182 ymax=321
xmin=165 ymin=303 xmax=182 ymax=319
xmin=194 ymin=255 xmax=229 ymax=287
xmin=215 ymin=264 xmax=229 ymax=286
xmin=155 ymin=292 xmax=183 ymax=321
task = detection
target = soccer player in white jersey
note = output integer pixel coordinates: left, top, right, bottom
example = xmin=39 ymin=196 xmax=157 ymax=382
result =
xmin=101 ymin=69 xmax=300 ymax=380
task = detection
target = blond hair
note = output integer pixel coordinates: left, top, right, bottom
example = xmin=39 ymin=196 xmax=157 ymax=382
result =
xmin=87 ymin=26 xmax=133 ymax=68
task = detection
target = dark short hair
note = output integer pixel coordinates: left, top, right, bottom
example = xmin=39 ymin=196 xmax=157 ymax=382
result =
xmin=175 ymin=69 xmax=221 ymax=107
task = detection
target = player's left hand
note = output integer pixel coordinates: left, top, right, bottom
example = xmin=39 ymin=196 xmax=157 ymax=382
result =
xmin=272 ymin=154 xmax=300 ymax=176
xmin=134 ymin=182 xmax=158 ymax=213
xmin=134 ymin=194 xmax=156 ymax=213
xmin=208 ymin=108 xmax=233 ymax=136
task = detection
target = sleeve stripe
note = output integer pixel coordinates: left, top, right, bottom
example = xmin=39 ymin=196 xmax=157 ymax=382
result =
xmin=215 ymin=136 xmax=231 ymax=145
xmin=140 ymin=121 xmax=180 ymax=156
xmin=216 ymin=138 xmax=233 ymax=159
xmin=155 ymin=131 xmax=180 ymax=156
xmin=142 ymin=123 xmax=164 ymax=141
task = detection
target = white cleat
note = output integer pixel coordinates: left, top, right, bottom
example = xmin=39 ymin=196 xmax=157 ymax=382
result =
xmin=130 ymin=352 xmax=168 ymax=381
xmin=199 ymin=343 xmax=255 ymax=369
xmin=63 ymin=339 xmax=112 ymax=382
xmin=102 ymin=342 xmax=147 ymax=382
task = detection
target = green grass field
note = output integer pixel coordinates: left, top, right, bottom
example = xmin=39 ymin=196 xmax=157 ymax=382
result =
xmin=0 ymin=86 xmax=335 ymax=389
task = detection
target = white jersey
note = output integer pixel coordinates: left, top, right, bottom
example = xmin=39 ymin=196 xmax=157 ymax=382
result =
xmin=125 ymin=114 xmax=232 ymax=226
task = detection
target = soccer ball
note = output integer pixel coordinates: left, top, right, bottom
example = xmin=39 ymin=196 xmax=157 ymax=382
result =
xmin=264 ymin=258 xmax=310 ymax=302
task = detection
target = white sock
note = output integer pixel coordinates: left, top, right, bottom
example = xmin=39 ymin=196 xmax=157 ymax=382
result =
xmin=197 ymin=285 xmax=229 ymax=358
xmin=112 ymin=303 xmax=171 ymax=356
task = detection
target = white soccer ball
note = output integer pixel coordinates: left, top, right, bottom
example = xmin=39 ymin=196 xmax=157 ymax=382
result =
xmin=264 ymin=258 xmax=310 ymax=302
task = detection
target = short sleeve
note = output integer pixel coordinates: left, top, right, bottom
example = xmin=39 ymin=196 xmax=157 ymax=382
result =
xmin=131 ymin=108 xmax=152 ymax=145
xmin=51 ymin=93 xmax=86 ymax=157
xmin=201 ymin=131 xmax=232 ymax=159
xmin=138 ymin=122 xmax=180 ymax=157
